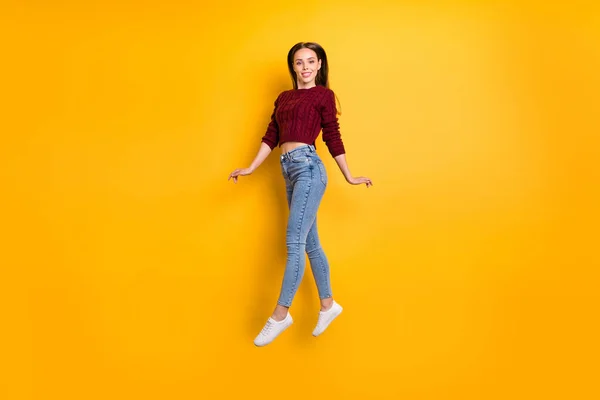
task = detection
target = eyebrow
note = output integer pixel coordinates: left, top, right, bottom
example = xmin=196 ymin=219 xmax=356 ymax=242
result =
xmin=295 ymin=57 xmax=316 ymax=61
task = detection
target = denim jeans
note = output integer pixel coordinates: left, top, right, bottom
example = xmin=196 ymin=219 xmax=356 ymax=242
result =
xmin=277 ymin=144 xmax=332 ymax=307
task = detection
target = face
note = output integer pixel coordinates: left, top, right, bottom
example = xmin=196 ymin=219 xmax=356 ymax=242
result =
xmin=293 ymin=48 xmax=321 ymax=87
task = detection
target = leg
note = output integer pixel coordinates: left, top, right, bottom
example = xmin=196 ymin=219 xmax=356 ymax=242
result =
xmin=276 ymin=158 xmax=333 ymax=314
xmin=275 ymin=165 xmax=326 ymax=310
xmin=305 ymin=218 xmax=335 ymax=310
xmin=308 ymin=216 xmax=343 ymax=337
xmin=254 ymin=152 xmax=326 ymax=347
xmin=269 ymin=178 xmax=296 ymax=321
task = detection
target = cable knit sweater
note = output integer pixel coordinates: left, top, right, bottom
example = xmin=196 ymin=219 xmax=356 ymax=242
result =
xmin=261 ymin=85 xmax=346 ymax=158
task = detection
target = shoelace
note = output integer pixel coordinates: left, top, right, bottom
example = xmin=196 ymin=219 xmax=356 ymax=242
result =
xmin=260 ymin=320 xmax=274 ymax=336
xmin=317 ymin=316 xmax=325 ymax=328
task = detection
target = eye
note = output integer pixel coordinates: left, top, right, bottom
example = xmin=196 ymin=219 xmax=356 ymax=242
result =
xmin=310 ymin=60 xmax=315 ymax=63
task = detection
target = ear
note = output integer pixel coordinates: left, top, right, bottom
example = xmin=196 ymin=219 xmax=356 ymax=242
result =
xmin=318 ymin=59 xmax=322 ymax=70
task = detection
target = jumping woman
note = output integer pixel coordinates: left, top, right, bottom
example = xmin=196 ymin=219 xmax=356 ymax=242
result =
xmin=228 ymin=42 xmax=372 ymax=346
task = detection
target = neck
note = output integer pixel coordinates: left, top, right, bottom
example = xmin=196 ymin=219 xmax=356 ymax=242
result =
xmin=297 ymin=80 xmax=317 ymax=90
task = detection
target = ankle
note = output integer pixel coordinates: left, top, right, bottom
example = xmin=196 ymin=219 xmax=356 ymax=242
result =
xmin=272 ymin=306 xmax=289 ymax=321
xmin=320 ymin=298 xmax=334 ymax=311
xmin=271 ymin=313 xmax=286 ymax=322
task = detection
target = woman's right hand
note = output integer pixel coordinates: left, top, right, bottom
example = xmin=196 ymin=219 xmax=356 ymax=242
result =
xmin=228 ymin=167 xmax=254 ymax=184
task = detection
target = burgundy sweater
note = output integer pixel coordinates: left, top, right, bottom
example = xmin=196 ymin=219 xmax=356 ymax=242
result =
xmin=261 ymin=85 xmax=346 ymax=158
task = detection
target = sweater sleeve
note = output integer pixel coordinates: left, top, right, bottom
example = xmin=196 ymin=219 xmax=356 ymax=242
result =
xmin=261 ymin=94 xmax=280 ymax=149
xmin=320 ymin=89 xmax=346 ymax=157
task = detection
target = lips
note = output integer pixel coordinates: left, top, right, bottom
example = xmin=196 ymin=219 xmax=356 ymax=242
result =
xmin=301 ymin=72 xmax=312 ymax=78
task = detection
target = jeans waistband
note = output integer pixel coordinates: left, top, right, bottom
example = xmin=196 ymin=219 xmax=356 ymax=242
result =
xmin=280 ymin=144 xmax=316 ymax=162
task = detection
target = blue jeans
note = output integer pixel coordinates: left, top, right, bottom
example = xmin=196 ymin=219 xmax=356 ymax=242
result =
xmin=277 ymin=144 xmax=332 ymax=307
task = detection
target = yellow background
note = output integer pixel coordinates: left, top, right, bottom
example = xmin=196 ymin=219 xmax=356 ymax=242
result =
xmin=2 ymin=1 xmax=599 ymax=399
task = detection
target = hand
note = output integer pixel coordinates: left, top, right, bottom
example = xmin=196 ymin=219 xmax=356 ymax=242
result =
xmin=347 ymin=176 xmax=373 ymax=188
xmin=228 ymin=167 xmax=254 ymax=183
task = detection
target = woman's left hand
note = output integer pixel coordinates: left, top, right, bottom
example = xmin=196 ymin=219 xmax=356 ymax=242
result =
xmin=347 ymin=176 xmax=373 ymax=188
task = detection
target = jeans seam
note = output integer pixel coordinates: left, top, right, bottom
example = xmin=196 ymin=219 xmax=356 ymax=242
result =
xmin=285 ymin=176 xmax=312 ymax=306
xmin=307 ymin=245 xmax=328 ymax=299
xmin=317 ymin=161 xmax=327 ymax=186
xmin=321 ymin=254 xmax=330 ymax=299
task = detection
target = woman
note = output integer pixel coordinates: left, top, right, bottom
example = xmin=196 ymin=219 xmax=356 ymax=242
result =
xmin=228 ymin=42 xmax=372 ymax=347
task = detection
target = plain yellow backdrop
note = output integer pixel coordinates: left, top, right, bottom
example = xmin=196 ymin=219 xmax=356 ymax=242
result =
xmin=1 ymin=1 xmax=599 ymax=399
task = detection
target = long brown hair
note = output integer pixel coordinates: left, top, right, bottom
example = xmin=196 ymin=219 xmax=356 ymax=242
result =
xmin=287 ymin=42 xmax=341 ymax=115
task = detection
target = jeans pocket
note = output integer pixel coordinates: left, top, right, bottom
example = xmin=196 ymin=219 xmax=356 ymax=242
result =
xmin=317 ymin=160 xmax=328 ymax=186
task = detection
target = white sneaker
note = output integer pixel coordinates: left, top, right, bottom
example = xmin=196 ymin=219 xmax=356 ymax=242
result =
xmin=312 ymin=300 xmax=343 ymax=337
xmin=254 ymin=313 xmax=293 ymax=347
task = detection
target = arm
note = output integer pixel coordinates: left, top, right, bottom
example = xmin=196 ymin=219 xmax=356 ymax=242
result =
xmin=249 ymin=141 xmax=273 ymax=171
xmin=321 ymin=90 xmax=373 ymax=188
xmin=228 ymin=142 xmax=272 ymax=183
xmin=228 ymin=95 xmax=280 ymax=183
xmin=333 ymin=153 xmax=373 ymax=188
